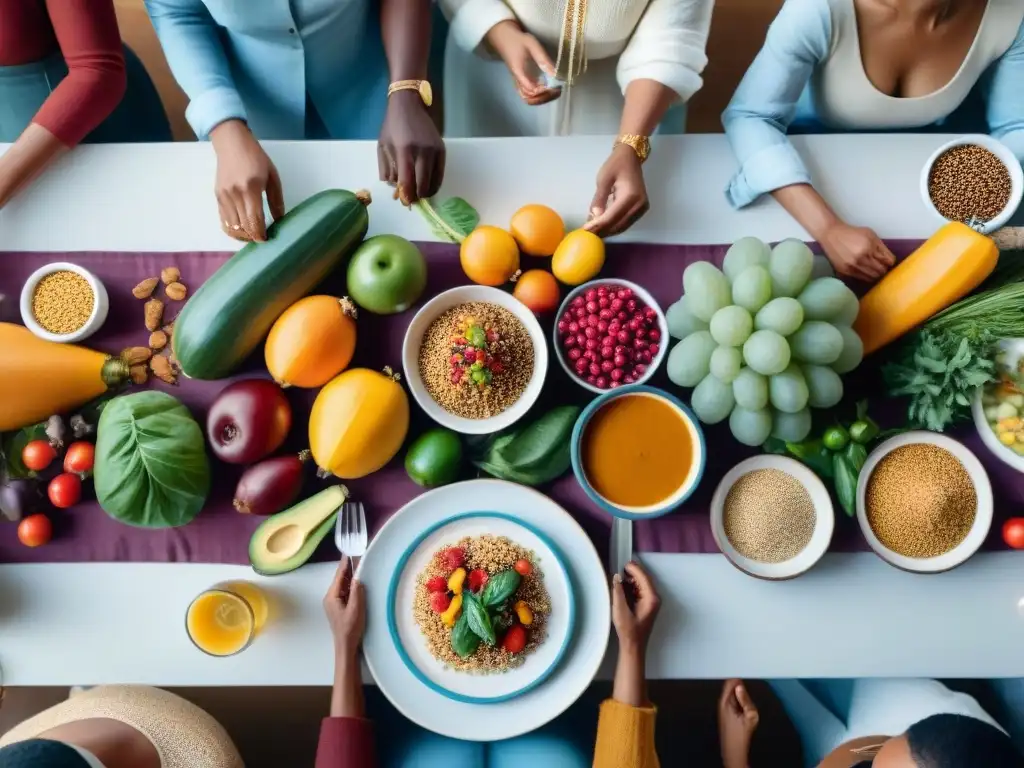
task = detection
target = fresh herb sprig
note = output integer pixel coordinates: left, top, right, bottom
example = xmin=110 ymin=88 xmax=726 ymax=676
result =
xmin=450 ymin=568 xmax=522 ymax=659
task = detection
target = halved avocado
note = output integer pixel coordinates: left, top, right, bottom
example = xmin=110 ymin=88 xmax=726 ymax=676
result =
xmin=249 ymin=485 xmax=346 ymax=576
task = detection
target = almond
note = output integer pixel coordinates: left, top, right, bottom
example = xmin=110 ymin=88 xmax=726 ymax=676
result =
xmin=129 ymin=365 xmax=149 ymax=385
xmin=164 ymin=282 xmax=188 ymax=301
xmin=132 ymin=278 xmax=159 ymax=300
xmin=144 ymin=299 xmax=164 ymax=332
xmin=121 ymin=346 xmax=153 ymax=366
xmin=161 ymin=267 xmax=180 ymax=285
xmin=149 ymin=330 xmax=168 ymax=350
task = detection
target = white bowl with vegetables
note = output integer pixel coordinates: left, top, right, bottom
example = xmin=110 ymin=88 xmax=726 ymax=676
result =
xmin=19 ymin=262 xmax=109 ymax=343
xmin=665 ymin=237 xmax=864 ymax=447
xmin=973 ymin=338 xmax=1024 ymax=473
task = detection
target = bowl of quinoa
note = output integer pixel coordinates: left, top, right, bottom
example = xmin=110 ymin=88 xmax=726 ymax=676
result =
xmin=19 ymin=262 xmax=109 ymax=343
xmin=403 ymin=286 xmax=548 ymax=435
xmin=387 ymin=511 xmax=575 ymax=704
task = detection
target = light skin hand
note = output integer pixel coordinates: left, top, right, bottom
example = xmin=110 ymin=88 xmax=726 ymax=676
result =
xmin=209 ymin=119 xmax=285 ymax=243
xmin=485 ymin=20 xmax=562 ymax=106
xmin=0 ymin=123 xmax=68 ymax=210
xmin=719 ymin=678 xmax=760 ymax=768
xmin=611 ymin=560 xmax=661 ymax=707
xmin=324 ymin=555 xmax=367 ymax=718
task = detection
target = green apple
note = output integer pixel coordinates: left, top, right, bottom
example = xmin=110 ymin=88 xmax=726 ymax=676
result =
xmin=347 ymin=235 xmax=428 ymax=315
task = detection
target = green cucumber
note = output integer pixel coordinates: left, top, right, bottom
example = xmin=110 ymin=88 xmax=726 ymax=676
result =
xmin=173 ymin=189 xmax=371 ymax=380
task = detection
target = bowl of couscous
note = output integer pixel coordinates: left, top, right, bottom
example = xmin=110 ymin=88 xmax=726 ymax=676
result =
xmin=973 ymin=339 xmax=1024 ymax=474
xmin=19 ymin=262 xmax=108 ymax=343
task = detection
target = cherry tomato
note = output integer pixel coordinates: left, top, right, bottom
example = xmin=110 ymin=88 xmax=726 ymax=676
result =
xmin=17 ymin=513 xmax=53 ymax=547
xmin=63 ymin=441 xmax=95 ymax=475
xmin=513 ymin=559 xmax=532 ymax=576
xmin=22 ymin=440 xmax=56 ymax=472
xmin=500 ymin=624 xmax=527 ymax=654
xmin=48 ymin=473 xmax=82 ymax=509
xmin=1003 ymin=518 xmax=1024 ymax=550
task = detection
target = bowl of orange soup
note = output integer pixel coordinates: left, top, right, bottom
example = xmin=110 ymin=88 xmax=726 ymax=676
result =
xmin=571 ymin=385 xmax=706 ymax=519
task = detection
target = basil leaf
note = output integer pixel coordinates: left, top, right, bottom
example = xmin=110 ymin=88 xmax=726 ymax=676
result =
xmin=844 ymin=442 xmax=868 ymax=473
xmin=462 ymin=592 xmax=496 ymax=645
xmin=416 ymin=197 xmax=480 ymax=243
xmin=832 ymin=452 xmax=858 ymax=517
xmin=94 ymin=391 xmax=211 ymax=528
xmin=481 ymin=569 xmax=521 ymax=608
xmin=494 ymin=406 xmax=580 ymax=471
xmin=450 ymin=612 xmax=480 ymax=659
xmin=3 ymin=423 xmax=48 ymax=479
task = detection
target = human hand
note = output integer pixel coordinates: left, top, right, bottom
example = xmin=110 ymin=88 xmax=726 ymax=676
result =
xmin=611 ymin=560 xmax=661 ymax=653
xmin=819 ymin=222 xmax=895 ymax=282
xmin=323 ymin=555 xmax=366 ymax=660
xmin=719 ymin=679 xmax=759 ymax=768
xmin=378 ymin=91 xmax=445 ymax=204
xmin=585 ymin=144 xmax=649 ymax=237
xmin=485 ymin=20 xmax=561 ymax=106
xmin=210 ymin=119 xmax=285 ymax=242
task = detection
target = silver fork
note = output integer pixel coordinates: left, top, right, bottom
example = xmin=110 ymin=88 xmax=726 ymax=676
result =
xmin=335 ymin=501 xmax=368 ymax=568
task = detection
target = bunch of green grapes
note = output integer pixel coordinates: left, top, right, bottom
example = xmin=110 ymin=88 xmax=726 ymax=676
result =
xmin=666 ymin=237 xmax=864 ymax=447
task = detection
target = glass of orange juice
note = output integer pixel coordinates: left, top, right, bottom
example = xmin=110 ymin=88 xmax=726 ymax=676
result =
xmin=185 ymin=581 xmax=269 ymax=657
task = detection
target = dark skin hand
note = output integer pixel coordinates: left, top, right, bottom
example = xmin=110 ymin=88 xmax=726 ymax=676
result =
xmin=324 ymin=555 xmax=367 ymax=718
xmin=378 ymin=0 xmax=445 ymax=204
xmin=719 ymin=679 xmax=760 ymax=768
xmin=610 ymin=560 xmax=661 ymax=707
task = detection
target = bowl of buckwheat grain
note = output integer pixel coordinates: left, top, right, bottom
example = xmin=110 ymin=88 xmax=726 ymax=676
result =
xmin=403 ymin=285 xmax=548 ymax=435
xmin=856 ymin=431 xmax=993 ymax=574
xmin=710 ymin=455 xmax=835 ymax=580
xmin=921 ymin=134 xmax=1023 ymax=235
xmin=20 ymin=262 xmax=109 ymax=344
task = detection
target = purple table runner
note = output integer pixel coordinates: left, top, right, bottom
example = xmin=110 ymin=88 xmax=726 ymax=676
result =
xmin=2 ymin=242 xmax=1020 ymax=565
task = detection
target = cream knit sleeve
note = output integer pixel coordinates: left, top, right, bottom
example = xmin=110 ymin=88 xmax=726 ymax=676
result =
xmin=616 ymin=0 xmax=714 ymax=102
xmin=440 ymin=0 xmax=517 ymax=54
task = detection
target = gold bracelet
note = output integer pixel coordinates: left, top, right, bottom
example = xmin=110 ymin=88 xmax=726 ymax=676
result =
xmin=388 ymin=80 xmax=433 ymax=107
xmin=615 ymin=134 xmax=651 ymax=163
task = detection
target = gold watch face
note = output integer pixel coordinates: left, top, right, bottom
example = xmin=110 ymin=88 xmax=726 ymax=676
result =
xmin=418 ymin=80 xmax=433 ymax=108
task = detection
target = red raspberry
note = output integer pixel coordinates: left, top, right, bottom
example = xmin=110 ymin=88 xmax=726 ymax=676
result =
xmin=425 ymin=576 xmax=447 ymax=593
xmin=429 ymin=592 xmax=452 ymax=614
xmin=467 ymin=569 xmax=489 ymax=593
xmin=439 ymin=547 xmax=466 ymax=571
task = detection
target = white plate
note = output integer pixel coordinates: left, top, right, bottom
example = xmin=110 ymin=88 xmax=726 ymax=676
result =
xmin=972 ymin=339 xmax=1024 ymax=474
xmin=710 ymin=456 xmax=834 ymax=580
xmin=358 ymin=479 xmax=609 ymax=741
xmin=387 ymin=512 xmax=575 ymax=703
xmin=856 ymin=431 xmax=993 ymax=574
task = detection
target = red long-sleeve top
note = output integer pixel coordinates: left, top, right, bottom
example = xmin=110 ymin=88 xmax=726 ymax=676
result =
xmin=316 ymin=718 xmax=377 ymax=768
xmin=0 ymin=0 xmax=126 ymax=146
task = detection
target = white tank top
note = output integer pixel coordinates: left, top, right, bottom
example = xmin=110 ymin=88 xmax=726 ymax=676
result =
xmin=810 ymin=0 xmax=1024 ymax=129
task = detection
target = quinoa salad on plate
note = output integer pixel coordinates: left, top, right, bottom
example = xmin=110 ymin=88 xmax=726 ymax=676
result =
xmin=413 ymin=534 xmax=550 ymax=673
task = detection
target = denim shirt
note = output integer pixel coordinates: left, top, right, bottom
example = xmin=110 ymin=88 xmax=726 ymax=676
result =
xmin=721 ymin=0 xmax=1024 ymax=208
xmin=144 ymin=0 xmax=390 ymax=140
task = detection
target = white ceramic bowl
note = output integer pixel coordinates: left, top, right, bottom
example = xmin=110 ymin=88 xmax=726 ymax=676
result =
xmin=856 ymin=431 xmax=992 ymax=574
xmin=19 ymin=262 xmax=109 ymax=344
xmin=553 ymin=279 xmax=668 ymax=395
xmin=920 ymin=134 xmax=1024 ymax=235
xmin=402 ymin=285 xmax=548 ymax=435
xmin=710 ymin=455 xmax=834 ymax=580
xmin=972 ymin=339 xmax=1024 ymax=474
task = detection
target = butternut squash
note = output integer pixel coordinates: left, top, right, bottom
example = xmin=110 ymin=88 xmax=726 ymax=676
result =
xmin=853 ymin=222 xmax=998 ymax=356
xmin=309 ymin=367 xmax=410 ymax=479
xmin=0 ymin=323 xmax=130 ymax=431
xmin=265 ymin=296 xmax=358 ymax=388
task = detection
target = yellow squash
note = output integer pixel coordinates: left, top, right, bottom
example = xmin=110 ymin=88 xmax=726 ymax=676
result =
xmin=309 ymin=367 xmax=410 ymax=479
xmin=265 ymin=295 xmax=358 ymax=388
xmin=0 ymin=323 xmax=130 ymax=431
xmin=854 ymin=222 xmax=998 ymax=355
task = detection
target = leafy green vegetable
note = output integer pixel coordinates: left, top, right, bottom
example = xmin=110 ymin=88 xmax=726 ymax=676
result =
xmin=450 ymin=612 xmax=481 ymax=659
xmin=784 ymin=438 xmax=834 ymax=479
xmin=416 ymin=197 xmax=480 ymax=243
xmin=2 ymin=423 xmax=48 ymax=479
xmin=844 ymin=442 xmax=868 ymax=473
xmin=462 ymin=592 xmax=495 ymax=645
xmin=472 ymin=406 xmax=580 ymax=486
xmin=480 ymin=569 xmax=521 ymax=608
xmin=94 ymin=391 xmax=210 ymax=528
xmin=832 ymin=452 xmax=857 ymax=517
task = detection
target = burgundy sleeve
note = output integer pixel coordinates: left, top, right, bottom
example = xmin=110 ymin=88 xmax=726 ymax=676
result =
xmin=32 ymin=0 xmax=127 ymax=146
xmin=315 ymin=717 xmax=378 ymax=768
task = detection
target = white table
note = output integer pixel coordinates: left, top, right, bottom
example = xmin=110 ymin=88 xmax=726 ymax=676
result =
xmin=3 ymin=134 xmax=1023 ymax=686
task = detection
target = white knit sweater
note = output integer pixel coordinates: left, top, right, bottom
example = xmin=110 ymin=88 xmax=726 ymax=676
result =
xmin=440 ymin=0 xmax=715 ymax=136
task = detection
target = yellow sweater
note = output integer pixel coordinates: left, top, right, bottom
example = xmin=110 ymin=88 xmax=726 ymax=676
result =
xmin=593 ymin=699 xmax=660 ymax=768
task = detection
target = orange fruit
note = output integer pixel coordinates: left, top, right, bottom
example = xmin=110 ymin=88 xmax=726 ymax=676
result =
xmin=513 ymin=270 xmax=561 ymax=314
xmin=460 ymin=226 xmax=520 ymax=286
xmin=510 ymin=205 xmax=565 ymax=257
xmin=551 ymin=230 xmax=605 ymax=285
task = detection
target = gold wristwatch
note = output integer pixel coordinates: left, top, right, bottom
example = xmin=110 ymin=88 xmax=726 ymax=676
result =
xmin=615 ymin=134 xmax=651 ymax=163
xmin=388 ymin=79 xmax=433 ymax=107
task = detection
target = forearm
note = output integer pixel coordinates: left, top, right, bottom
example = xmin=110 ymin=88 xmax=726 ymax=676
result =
xmin=612 ymin=642 xmax=649 ymax=707
xmin=381 ymin=0 xmax=433 ymax=80
xmin=0 ymin=124 xmax=68 ymax=209
xmin=771 ymin=183 xmax=840 ymax=240
xmin=619 ymin=79 xmax=678 ymax=136
xmin=330 ymin=650 xmax=365 ymax=718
